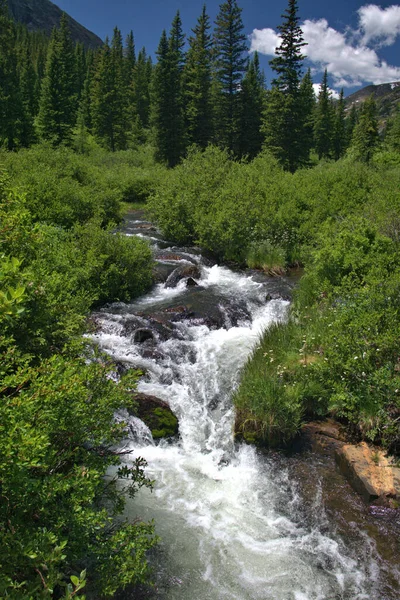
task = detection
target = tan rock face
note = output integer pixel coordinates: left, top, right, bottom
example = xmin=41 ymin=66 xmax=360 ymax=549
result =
xmin=335 ymin=442 xmax=400 ymax=505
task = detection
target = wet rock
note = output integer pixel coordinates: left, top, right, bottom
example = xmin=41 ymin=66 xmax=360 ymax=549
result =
xmin=130 ymin=393 xmax=179 ymax=439
xmin=219 ymin=299 xmax=251 ymax=328
xmin=335 ymin=442 xmax=400 ymax=505
xmin=165 ymin=264 xmax=201 ymax=288
xmin=133 ymin=329 xmax=155 ymax=343
xmin=186 ymin=277 xmax=198 ymax=287
xmin=123 ymin=316 xmax=148 ymax=336
xmin=298 ymin=420 xmax=346 ymax=456
xmin=140 ymin=348 xmax=165 ymax=361
xmin=134 ymin=223 xmax=157 ymax=231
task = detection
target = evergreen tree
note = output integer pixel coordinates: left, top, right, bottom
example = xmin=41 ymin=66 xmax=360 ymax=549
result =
xmin=91 ymin=29 xmax=128 ymax=151
xmin=299 ymin=68 xmax=315 ymax=159
xmin=0 ymin=0 xmax=23 ymax=149
xmin=124 ymin=30 xmax=136 ymax=88
xmin=333 ymin=88 xmax=346 ymax=160
xmin=213 ymin=0 xmax=248 ymax=153
xmin=345 ymin=104 xmax=358 ymax=146
xmin=350 ymin=95 xmax=378 ymax=162
xmin=384 ymin=104 xmax=400 ymax=153
xmin=133 ymin=48 xmax=152 ymax=129
xmin=238 ymin=51 xmax=265 ymax=158
xmin=314 ymin=69 xmax=333 ymax=160
xmin=184 ymin=5 xmax=213 ymax=149
xmin=37 ymin=14 xmax=77 ymax=145
xmin=74 ymin=42 xmax=86 ymax=101
xmin=151 ymin=13 xmax=186 ymax=167
xmin=19 ymin=44 xmax=37 ymax=146
xmin=262 ymin=0 xmax=309 ymax=171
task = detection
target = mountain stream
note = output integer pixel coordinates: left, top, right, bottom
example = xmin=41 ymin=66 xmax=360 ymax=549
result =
xmin=91 ymin=210 xmax=400 ymax=600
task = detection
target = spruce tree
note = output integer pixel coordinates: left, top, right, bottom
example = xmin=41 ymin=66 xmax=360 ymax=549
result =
xmin=133 ymin=48 xmax=152 ymax=129
xmin=238 ymin=51 xmax=265 ymax=158
xmin=350 ymin=95 xmax=378 ymax=162
xmin=151 ymin=13 xmax=186 ymax=167
xmin=332 ymin=88 xmax=346 ymax=160
xmin=19 ymin=44 xmax=37 ymax=146
xmin=91 ymin=29 xmax=128 ymax=151
xmin=124 ymin=30 xmax=136 ymax=88
xmin=213 ymin=0 xmax=248 ymax=153
xmin=345 ymin=104 xmax=358 ymax=146
xmin=0 ymin=0 xmax=23 ymax=149
xmin=384 ymin=104 xmax=400 ymax=153
xmin=74 ymin=42 xmax=86 ymax=101
xmin=299 ymin=68 xmax=315 ymax=160
xmin=262 ymin=0 xmax=309 ymax=171
xmin=314 ymin=69 xmax=333 ymax=160
xmin=37 ymin=14 xmax=77 ymax=145
xmin=184 ymin=5 xmax=213 ymax=149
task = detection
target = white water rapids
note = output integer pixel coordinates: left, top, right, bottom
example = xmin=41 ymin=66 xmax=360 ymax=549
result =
xmin=91 ymin=214 xmax=392 ymax=600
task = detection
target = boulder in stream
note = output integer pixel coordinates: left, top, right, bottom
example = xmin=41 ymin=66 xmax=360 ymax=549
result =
xmin=165 ymin=264 xmax=201 ymax=288
xmin=133 ymin=328 xmax=155 ymax=343
xmin=130 ymin=393 xmax=179 ymax=440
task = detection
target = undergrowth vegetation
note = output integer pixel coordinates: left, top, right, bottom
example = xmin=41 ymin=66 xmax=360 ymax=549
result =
xmin=0 ymin=145 xmax=159 ymax=598
xmin=150 ymin=146 xmax=400 ymax=452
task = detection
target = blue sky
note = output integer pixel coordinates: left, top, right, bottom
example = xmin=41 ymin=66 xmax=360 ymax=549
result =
xmin=54 ymin=0 xmax=400 ymax=96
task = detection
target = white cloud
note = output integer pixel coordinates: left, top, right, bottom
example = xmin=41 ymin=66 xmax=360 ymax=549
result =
xmin=250 ymin=28 xmax=280 ymax=55
xmin=250 ymin=4 xmax=400 ymax=89
xmin=303 ymin=18 xmax=400 ymax=87
xmin=312 ymin=83 xmax=340 ymax=99
xmin=358 ymin=4 xmax=400 ymax=46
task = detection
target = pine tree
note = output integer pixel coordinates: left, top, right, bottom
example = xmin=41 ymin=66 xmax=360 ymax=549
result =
xmin=91 ymin=29 xmax=128 ymax=151
xmin=37 ymin=14 xmax=77 ymax=145
xmin=124 ymin=31 xmax=136 ymax=88
xmin=384 ymin=104 xmax=400 ymax=153
xmin=151 ymin=13 xmax=186 ymax=167
xmin=184 ymin=5 xmax=213 ymax=149
xmin=262 ymin=0 xmax=309 ymax=171
xmin=238 ymin=51 xmax=265 ymax=158
xmin=133 ymin=48 xmax=152 ymax=129
xmin=19 ymin=44 xmax=37 ymax=146
xmin=350 ymin=95 xmax=378 ymax=162
xmin=299 ymin=68 xmax=315 ymax=160
xmin=332 ymin=88 xmax=346 ymax=160
xmin=74 ymin=42 xmax=86 ymax=101
xmin=213 ymin=0 xmax=248 ymax=153
xmin=0 ymin=0 xmax=23 ymax=149
xmin=345 ymin=104 xmax=358 ymax=146
xmin=314 ymin=69 xmax=333 ymax=160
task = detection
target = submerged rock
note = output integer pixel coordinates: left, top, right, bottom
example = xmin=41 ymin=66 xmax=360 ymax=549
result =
xmin=165 ymin=264 xmax=201 ymax=288
xmin=133 ymin=328 xmax=155 ymax=343
xmin=130 ymin=393 xmax=179 ymax=440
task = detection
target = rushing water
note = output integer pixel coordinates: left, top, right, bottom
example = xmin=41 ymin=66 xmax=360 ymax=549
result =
xmin=92 ymin=211 xmax=400 ymax=600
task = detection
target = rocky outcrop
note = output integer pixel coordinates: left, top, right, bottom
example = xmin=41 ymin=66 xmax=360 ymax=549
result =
xmin=131 ymin=393 xmax=179 ymax=440
xmin=299 ymin=421 xmax=400 ymax=508
xmin=335 ymin=442 xmax=400 ymax=506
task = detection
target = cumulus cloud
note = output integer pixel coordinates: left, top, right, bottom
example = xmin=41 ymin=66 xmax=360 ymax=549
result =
xmin=249 ymin=4 xmax=400 ymax=89
xmin=312 ymin=83 xmax=340 ymax=99
xmin=358 ymin=4 xmax=400 ymax=46
xmin=303 ymin=18 xmax=400 ymax=87
xmin=250 ymin=28 xmax=280 ymax=55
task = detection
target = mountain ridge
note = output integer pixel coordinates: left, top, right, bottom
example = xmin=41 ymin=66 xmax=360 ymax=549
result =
xmin=7 ymin=0 xmax=103 ymax=48
xmin=345 ymin=81 xmax=400 ymax=118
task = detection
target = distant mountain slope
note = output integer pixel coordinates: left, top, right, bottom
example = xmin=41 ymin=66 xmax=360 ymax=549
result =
xmin=8 ymin=0 xmax=103 ymax=48
xmin=345 ymin=82 xmax=400 ymax=118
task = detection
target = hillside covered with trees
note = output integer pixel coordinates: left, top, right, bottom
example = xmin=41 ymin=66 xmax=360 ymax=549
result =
xmin=1 ymin=0 xmax=400 ymax=597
